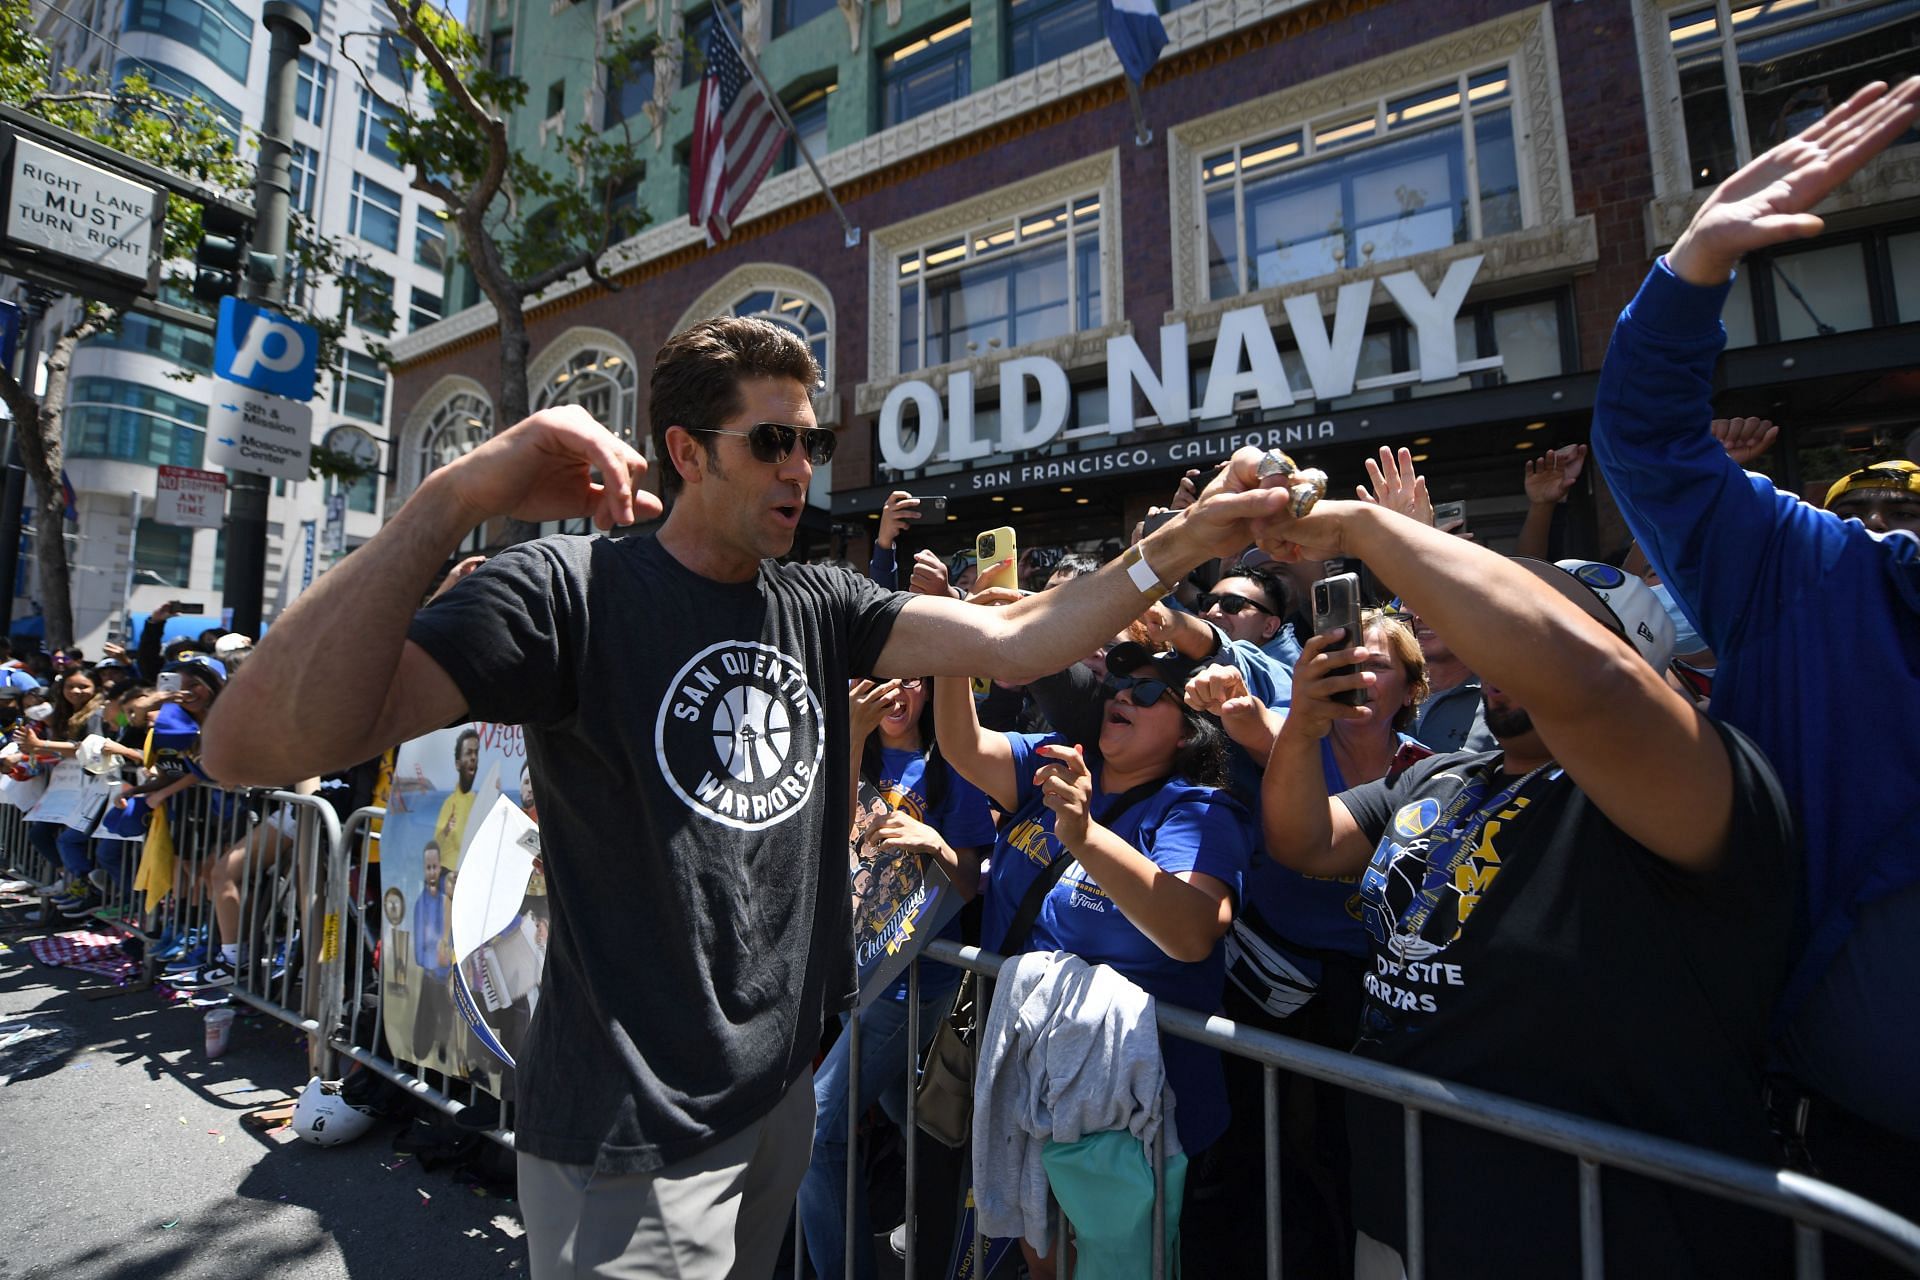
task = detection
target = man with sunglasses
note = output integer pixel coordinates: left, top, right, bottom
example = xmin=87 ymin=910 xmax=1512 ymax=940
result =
xmin=1588 ymin=79 xmax=1920 ymax=1248
xmin=1144 ymin=562 xmax=1298 ymax=714
xmin=202 ymin=314 xmax=1306 ymax=1280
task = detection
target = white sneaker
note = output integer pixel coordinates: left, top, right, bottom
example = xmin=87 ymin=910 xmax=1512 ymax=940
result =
xmin=36 ymin=875 xmax=69 ymax=898
xmin=0 ymin=877 xmax=33 ymax=894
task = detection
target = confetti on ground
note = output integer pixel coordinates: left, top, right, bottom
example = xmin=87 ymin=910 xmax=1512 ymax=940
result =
xmin=382 ymin=1157 xmax=411 ymax=1171
xmin=178 ymin=1116 xmax=188 ymax=1126
xmin=417 ymin=1188 xmax=432 ymax=1206
xmin=161 ymin=1219 xmax=180 ymax=1230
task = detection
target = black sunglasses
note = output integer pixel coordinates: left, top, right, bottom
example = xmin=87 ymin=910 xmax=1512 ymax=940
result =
xmin=1107 ymin=674 xmax=1172 ymax=707
xmin=694 ymin=422 xmax=836 ymax=465
xmin=1196 ymin=591 xmax=1275 ymax=617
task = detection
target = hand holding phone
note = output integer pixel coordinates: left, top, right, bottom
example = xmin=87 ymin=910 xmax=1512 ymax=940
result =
xmin=1312 ymin=572 xmax=1366 ymax=707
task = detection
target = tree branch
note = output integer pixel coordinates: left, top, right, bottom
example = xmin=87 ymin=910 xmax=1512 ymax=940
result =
xmin=383 ymin=0 xmax=510 ymax=215
xmin=517 ymin=249 xmax=598 ymax=298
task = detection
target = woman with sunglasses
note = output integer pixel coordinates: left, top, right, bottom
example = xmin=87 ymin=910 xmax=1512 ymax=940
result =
xmin=934 ymin=642 xmax=1253 ymax=1278
xmin=800 ymin=674 xmax=997 ymax=1280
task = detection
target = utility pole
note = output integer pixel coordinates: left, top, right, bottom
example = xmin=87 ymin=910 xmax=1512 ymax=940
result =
xmin=221 ymin=0 xmax=312 ymax=638
xmin=0 ymin=285 xmax=58 ymax=637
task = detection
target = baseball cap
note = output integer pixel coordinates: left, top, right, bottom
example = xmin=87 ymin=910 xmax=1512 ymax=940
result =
xmin=1824 ymin=459 xmax=1920 ymax=510
xmin=0 ymin=669 xmax=44 ymax=697
xmin=213 ymin=633 xmax=253 ymax=657
xmin=1103 ymin=641 xmax=1204 ymax=693
xmin=1512 ymin=558 xmax=1676 ymax=671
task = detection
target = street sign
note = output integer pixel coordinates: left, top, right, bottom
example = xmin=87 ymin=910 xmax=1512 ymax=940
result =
xmin=300 ymin=519 xmax=316 ymax=591
xmin=2 ymin=134 xmax=164 ymax=286
xmin=322 ymin=489 xmax=345 ymax=555
xmin=153 ymin=464 xmax=226 ymax=529
xmin=205 ymin=380 xmax=314 ymax=482
xmin=213 ymin=296 xmax=318 ymax=401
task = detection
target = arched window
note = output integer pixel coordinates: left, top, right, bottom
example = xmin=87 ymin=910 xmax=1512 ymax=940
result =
xmin=533 ymin=347 xmax=640 ymax=447
xmin=731 ymin=286 xmax=829 ymax=386
xmin=418 ymin=391 xmax=492 ymax=484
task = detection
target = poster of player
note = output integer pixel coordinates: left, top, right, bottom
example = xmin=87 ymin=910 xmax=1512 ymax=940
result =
xmin=382 ymin=723 xmax=548 ymax=1094
xmin=849 ymin=780 xmax=965 ymax=1007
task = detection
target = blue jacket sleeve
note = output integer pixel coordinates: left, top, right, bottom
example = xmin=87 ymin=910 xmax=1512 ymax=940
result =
xmin=1590 ymin=260 xmax=1855 ymax=656
xmin=868 ymin=543 xmax=898 ymax=590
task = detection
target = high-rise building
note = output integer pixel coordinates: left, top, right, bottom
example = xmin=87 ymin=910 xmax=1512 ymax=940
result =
xmin=14 ymin=0 xmax=449 ymax=648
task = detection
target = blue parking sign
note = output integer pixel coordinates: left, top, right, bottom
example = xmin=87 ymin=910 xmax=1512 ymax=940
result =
xmin=213 ymin=297 xmax=319 ymax=400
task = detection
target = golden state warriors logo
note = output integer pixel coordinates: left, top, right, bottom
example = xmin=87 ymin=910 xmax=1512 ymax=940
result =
xmin=657 ymin=641 xmax=824 ymax=831
xmin=1393 ymin=797 xmax=1441 ymax=840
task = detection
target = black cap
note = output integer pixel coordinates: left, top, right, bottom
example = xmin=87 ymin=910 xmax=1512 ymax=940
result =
xmin=1104 ymin=642 xmax=1203 ymax=693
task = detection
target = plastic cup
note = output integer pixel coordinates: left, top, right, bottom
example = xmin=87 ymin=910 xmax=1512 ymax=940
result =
xmin=203 ymin=1006 xmax=236 ymax=1058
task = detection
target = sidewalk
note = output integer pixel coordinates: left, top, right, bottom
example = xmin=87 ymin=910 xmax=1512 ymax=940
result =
xmin=0 ymin=909 xmax=529 ymax=1279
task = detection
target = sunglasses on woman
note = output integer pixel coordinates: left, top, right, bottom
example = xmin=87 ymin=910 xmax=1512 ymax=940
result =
xmin=694 ymin=422 xmax=837 ymax=465
xmin=1196 ymin=591 xmax=1275 ymax=617
xmin=1107 ymin=674 xmax=1172 ymax=707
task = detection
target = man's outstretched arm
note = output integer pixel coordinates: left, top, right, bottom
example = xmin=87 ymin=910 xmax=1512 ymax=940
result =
xmin=201 ymin=407 xmax=652 ymax=787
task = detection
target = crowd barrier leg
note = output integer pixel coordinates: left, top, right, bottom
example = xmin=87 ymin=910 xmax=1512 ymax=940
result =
xmin=1264 ymin=1062 xmax=1282 ymax=1280
xmin=905 ymin=960 xmax=920 ymax=1280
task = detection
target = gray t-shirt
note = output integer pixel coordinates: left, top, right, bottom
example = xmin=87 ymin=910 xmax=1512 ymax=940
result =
xmin=408 ymin=532 xmax=906 ymax=1172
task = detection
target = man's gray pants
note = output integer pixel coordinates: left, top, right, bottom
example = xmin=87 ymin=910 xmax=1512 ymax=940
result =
xmin=519 ymin=1070 xmax=815 ymax=1279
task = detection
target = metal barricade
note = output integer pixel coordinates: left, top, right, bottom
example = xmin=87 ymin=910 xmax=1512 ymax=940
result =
xmin=326 ymin=804 xmax=517 ymax=1147
xmin=815 ymin=939 xmax=1920 ymax=1280
xmin=0 ymin=801 xmax=51 ymax=890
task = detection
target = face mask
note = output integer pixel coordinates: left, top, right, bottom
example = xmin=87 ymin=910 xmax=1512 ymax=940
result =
xmin=1648 ymin=582 xmax=1704 ymax=657
xmin=25 ymin=702 xmax=55 ymax=722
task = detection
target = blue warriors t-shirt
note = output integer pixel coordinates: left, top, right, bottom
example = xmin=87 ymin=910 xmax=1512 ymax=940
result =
xmin=985 ymin=732 xmax=1253 ymax=1153
xmin=874 ymin=746 xmax=998 ymax=1001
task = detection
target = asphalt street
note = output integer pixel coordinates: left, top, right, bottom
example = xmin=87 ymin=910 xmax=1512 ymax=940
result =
xmin=0 ymin=907 xmax=530 ymax=1280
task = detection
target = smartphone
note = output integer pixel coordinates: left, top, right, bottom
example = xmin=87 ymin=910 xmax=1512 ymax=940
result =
xmin=973 ymin=526 xmax=1018 ymax=593
xmin=157 ymin=672 xmax=184 ymax=694
xmin=170 ymin=601 xmax=205 ymax=616
xmin=912 ymin=495 xmax=948 ymax=515
xmin=1312 ymin=572 xmax=1366 ymax=707
xmin=1433 ymin=501 xmax=1467 ymax=532
xmin=1143 ymin=510 xmax=1178 ymax=539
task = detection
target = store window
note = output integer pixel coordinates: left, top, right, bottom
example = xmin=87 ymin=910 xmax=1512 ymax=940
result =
xmin=333 ymin=351 xmax=388 ymax=424
xmin=880 ymin=19 xmax=971 ymax=128
xmin=1665 ymin=0 xmax=1920 ymax=190
xmin=1006 ymin=0 xmax=1102 ymax=75
xmin=123 ymin=0 xmax=252 ymax=82
xmin=349 ymin=173 xmax=403 ymax=250
xmin=417 ymin=391 xmax=494 ymax=484
xmin=1201 ymin=69 xmax=1521 ymax=300
xmin=533 ymin=345 xmax=640 ymax=445
xmin=66 ymin=377 xmax=206 ymax=467
xmin=896 ymin=195 xmax=1101 ymax=372
xmin=1717 ymin=223 xmax=1920 ymax=346
xmin=295 ymin=52 xmax=328 ymax=124
xmin=779 ymin=85 xmax=833 ymax=174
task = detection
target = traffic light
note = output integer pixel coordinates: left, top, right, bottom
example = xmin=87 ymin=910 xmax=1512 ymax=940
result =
xmin=193 ymin=203 xmax=254 ymax=304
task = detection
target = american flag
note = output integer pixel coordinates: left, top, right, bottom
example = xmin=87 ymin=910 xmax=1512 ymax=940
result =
xmin=688 ymin=19 xmax=787 ymax=245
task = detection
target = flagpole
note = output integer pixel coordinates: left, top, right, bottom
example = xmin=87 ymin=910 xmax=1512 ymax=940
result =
xmin=1122 ymin=76 xmax=1152 ymax=147
xmin=708 ymin=3 xmax=862 ymax=248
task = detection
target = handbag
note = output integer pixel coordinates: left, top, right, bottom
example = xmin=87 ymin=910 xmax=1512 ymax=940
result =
xmin=913 ymin=779 xmax=1161 ymax=1147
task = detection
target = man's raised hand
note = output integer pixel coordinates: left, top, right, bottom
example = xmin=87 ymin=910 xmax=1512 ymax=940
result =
xmin=1356 ymin=446 xmax=1434 ymax=526
xmin=437 ymin=405 xmax=658 ymax=531
xmin=1668 ymin=78 xmax=1920 ymax=286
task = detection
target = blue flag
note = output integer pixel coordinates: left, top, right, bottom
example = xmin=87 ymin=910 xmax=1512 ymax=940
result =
xmin=1102 ymin=0 xmax=1168 ymax=85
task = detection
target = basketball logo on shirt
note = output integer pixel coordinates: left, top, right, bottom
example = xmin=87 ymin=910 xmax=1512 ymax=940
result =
xmin=658 ymin=641 xmax=824 ymax=830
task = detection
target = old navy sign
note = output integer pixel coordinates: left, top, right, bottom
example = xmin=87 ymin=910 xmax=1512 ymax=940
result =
xmin=878 ymin=255 xmax=1500 ymax=473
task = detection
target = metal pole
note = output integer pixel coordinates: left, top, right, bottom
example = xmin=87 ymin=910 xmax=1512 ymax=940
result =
xmin=705 ymin=2 xmax=861 ymax=248
xmin=0 ymin=286 xmax=56 ymax=637
xmin=1121 ymin=77 xmax=1153 ymax=148
xmin=118 ymin=489 xmax=141 ymax=640
xmin=221 ymin=0 xmax=312 ymax=640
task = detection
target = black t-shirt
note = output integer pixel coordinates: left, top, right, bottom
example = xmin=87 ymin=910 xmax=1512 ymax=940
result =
xmin=408 ymin=533 xmax=906 ymax=1173
xmin=1334 ymin=722 xmax=1798 ymax=1278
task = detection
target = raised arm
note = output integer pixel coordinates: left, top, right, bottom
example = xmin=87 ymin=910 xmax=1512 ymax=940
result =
xmin=1592 ymin=79 xmax=1920 ymax=653
xmin=930 ymin=674 xmax=1018 ymax=811
xmin=200 ymin=407 xmax=654 ymax=786
xmin=1260 ymin=631 xmax=1377 ymax=877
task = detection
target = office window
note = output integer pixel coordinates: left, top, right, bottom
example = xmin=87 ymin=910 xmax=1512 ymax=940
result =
xmin=881 ymin=20 xmax=971 ymax=127
xmin=779 ymin=85 xmax=832 ymax=173
xmin=295 ymin=53 xmax=328 ymax=124
xmin=534 ymin=346 xmax=639 ymax=445
xmin=123 ymin=0 xmax=252 ymax=81
xmin=345 ymin=261 xmax=395 ymax=333
xmin=603 ymin=45 xmax=655 ymax=130
xmin=348 ymin=173 xmax=403 ymax=250
xmin=415 ymin=215 xmax=447 ymax=271
xmin=332 ymin=350 xmax=388 ymax=423
xmin=66 ymin=377 xmax=206 ymax=467
xmin=487 ymin=31 xmax=513 ymax=77
xmin=1666 ymin=0 xmax=1920 ymax=190
xmin=135 ymin=519 xmax=195 ymax=588
xmin=1200 ymin=69 xmax=1521 ymax=300
xmin=683 ymin=2 xmax=743 ymax=72
xmin=375 ymin=29 xmax=413 ymax=87
xmin=288 ymin=143 xmax=319 ymax=217
xmin=896 ymin=194 xmax=1101 ymax=371
xmin=114 ymin=58 xmax=242 ymax=138
xmin=357 ymin=86 xmax=403 ymax=162
xmin=88 ymin=312 xmax=214 ymax=374
xmin=1007 ymin=0 xmax=1102 ymax=75
xmin=607 ymin=169 xmax=645 ymax=239
xmin=408 ymin=285 xmax=443 ymax=332
xmin=773 ymin=0 xmax=836 ymax=36
xmin=734 ymin=286 xmax=829 ymax=385
xmin=546 ymin=80 xmax=566 ymax=120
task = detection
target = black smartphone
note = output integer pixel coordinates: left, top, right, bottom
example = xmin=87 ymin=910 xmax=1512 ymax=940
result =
xmin=1433 ymin=500 xmax=1467 ymax=532
xmin=913 ymin=495 xmax=948 ymax=515
xmin=1143 ymin=510 xmax=1178 ymax=538
xmin=1312 ymin=572 xmax=1366 ymax=707
xmin=171 ymin=601 xmax=205 ymax=615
